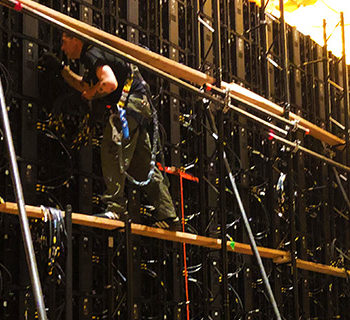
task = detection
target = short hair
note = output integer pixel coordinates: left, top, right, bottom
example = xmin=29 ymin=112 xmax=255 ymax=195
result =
xmin=62 ymin=31 xmax=75 ymax=38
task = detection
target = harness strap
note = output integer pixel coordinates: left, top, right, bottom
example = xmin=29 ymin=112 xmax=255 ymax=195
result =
xmin=108 ymin=65 xmax=158 ymax=186
xmin=115 ymin=69 xmax=134 ymax=140
xmin=117 ymin=73 xmax=134 ymax=109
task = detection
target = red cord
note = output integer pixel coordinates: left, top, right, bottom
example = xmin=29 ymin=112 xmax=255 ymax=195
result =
xmin=180 ymin=175 xmax=190 ymax=320
xmin=157 ymin=161 xmax=197 ymax=318
xmin=14 ymin=1 xmax=23 ymax=11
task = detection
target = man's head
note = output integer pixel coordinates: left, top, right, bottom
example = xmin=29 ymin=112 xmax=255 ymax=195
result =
xmin=61 ymin=32 xmax=84 ymax=59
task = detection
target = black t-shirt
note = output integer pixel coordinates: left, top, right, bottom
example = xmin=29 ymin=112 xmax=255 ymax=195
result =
xmin=80 ymin=44 xmax=145 ymax=105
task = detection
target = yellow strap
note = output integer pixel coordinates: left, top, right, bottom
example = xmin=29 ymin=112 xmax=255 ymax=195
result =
xmin=117 ymin=73 xmax=134 ymax=109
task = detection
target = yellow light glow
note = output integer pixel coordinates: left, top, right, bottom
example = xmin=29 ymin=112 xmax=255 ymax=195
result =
xmin=250 ymin=0 xmax=350 ymax=60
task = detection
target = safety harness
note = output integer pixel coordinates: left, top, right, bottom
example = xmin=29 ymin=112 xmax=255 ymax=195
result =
xmin=108 ymin=64 xmax=159 ymax=187
xmin=109 ymin=70 xmax=134 ymax=144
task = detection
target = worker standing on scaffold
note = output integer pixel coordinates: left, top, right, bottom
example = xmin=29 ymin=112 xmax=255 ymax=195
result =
xmin=39 ymin=32 xmax=181 ymax=231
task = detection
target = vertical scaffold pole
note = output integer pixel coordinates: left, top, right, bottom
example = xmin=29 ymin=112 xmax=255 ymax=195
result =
xmin=212 ymin=0 xmax=230 ymax=319
xmin=65 ymin=204 xmax=73 ymax=320
xmin=323 ymin=19 xmax=332 ymax=133
xmin=279 ymin=0 xmax=291 ymax=109
xmin=125 ymin=215 xmax=134 ymax=320
xmin=194 ymin=1 xmax=210 ymax=317
xmin=340 ymin=12 xmax=350 ymax=165
xmin=279 ymin=0 xmax=299 ymax=317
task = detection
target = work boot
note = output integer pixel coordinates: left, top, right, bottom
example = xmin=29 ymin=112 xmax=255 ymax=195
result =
xmin=93 ymin=211 xmax=120 ymax=219
xmin=153 ymin=217 xmax=183 ymax=232
xmin=94 ymin=198 xmax=128 ymax=220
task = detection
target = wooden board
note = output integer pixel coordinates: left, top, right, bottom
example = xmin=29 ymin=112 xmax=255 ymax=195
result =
xmin=0 ymin=202 xmax=287 ymax=258
xmin=1 ymin=202 xmax=350 ymax=279
xmin=223 ymin=82 xmax=346 ymax=147
xmin=296 ymin=259 xmax=350 ymax=279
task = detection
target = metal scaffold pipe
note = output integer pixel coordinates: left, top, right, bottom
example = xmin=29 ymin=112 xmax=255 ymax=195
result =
xmin=0 ymin=79 xmax=48 ymax=320
xmin=340 ymin=12 xmax=350 ymax=165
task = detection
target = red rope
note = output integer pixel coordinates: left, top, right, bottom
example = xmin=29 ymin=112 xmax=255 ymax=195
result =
xmin=180 ymin=175 xmax=190 ymax=320
xmin=157 ymin=161 xmax=197 ymax=318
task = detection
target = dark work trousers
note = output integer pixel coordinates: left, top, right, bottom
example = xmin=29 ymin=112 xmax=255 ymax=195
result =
xmin=100 ymin=94 xmax=177 ymax=221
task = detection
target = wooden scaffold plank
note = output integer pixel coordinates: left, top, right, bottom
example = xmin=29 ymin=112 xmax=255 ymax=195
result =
xmin=1 ymin=202 xmax=350 ymax=279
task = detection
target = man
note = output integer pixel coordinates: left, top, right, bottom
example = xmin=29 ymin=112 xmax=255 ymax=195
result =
xmin=41 ymin=32 xmax=180 ymax=230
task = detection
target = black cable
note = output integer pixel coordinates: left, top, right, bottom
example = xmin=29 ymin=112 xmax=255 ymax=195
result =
xmin=0 ymin=270 xmax=2 ymax=298
xmin=332 ymin=167 xmax=350 ymax=213
xmin=41 ymin=206 xmax=67 ymax=281
xmin=249 ymin=192 xmax=271 ymax=240
xmin=210 ymin=187 xmax=270 ymax=240
xmin=41 ymin=190 xmax=65 ymax=210
xmin=0 ymin=63 xmax=12 ymax=172
xmin=0 ymin=261 xmax=13 ymax=283
xmin=0 ymin=261 xmax=13 ymax=299
xmin=36 ymin=128 xmax=74 ymax=187
xmin=55 ymin=302 xmax=65 ymax=320
xmin=186 ymin=263 xmax=202 ymax=274
xmin=228 ymin=284 xmax=244 ymax=320
xmin=112 ymin=292 xmax=127 ymax=318
xmin=0 ymin=62 xmax=13 ymax=99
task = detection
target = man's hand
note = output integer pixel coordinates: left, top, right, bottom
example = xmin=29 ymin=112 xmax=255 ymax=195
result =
xmin=81 ymin=88 xmax=96 ymax=101
xmin=38 ymin=52 xmax=64 ymax=75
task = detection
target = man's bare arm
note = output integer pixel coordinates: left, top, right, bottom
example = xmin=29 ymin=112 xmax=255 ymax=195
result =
xmin=81 ymin=65 xmax=118 ymax=100
xmin=61 ymin=66 xmax=90 ymax=93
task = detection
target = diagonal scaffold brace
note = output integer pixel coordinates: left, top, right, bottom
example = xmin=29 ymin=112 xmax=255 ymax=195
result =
xmin=223 ymin=151 xmax=282 ymax=320
xmin=211 ymin=86 xmax=282 ymax=319
xmin=0 ymin=79 xmax=48 ymax=320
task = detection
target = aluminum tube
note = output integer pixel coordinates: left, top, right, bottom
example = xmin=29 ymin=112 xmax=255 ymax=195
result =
xmin=340 ymin=12 xmax=350 ymax=165
xmin=0 ymin=79 xmax=48 ymax=319
xmin=269 ymin=133 xmax=350 ymax=173
xmin=224 ymin=153 xmax=282 ymax=320
xmin=228 ymin=103 xmax=288 ymax=136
